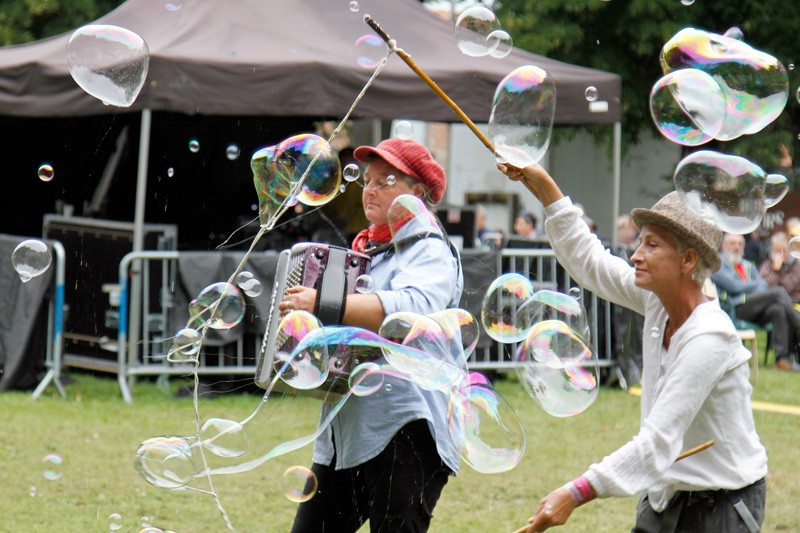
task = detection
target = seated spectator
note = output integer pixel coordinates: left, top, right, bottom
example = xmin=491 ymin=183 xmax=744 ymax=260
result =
xmin=711 ymin=232 xmax=800 ymax=370
xmin=744 ymin=230 xmax=767 ymax=264
xmin=759 ymin=232 xmax=800 ymax=304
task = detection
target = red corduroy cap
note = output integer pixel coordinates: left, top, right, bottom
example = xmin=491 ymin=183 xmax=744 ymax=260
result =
xmin=354 ymin=138 xmax=446 ymax=204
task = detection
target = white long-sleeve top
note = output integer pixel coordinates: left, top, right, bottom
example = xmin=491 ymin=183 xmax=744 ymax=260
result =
xmin=544 ymin=197 xmax=767 ymax=512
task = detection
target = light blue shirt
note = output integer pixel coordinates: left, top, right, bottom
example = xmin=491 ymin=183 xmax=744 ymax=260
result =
xmin=311 ymin=215 xmax=464 ymax=473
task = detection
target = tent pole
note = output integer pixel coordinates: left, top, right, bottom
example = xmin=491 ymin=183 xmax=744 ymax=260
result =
xmin=127 ymin=108 xmax=152 ymax=387
xmin=611 ymin=120 xmax=622 ymax=249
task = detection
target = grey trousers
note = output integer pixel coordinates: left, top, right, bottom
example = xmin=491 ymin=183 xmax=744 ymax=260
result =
xmin=631 ymin=478 xmax=766 ymax=533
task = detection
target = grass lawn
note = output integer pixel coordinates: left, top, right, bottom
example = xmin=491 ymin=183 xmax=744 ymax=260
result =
xmin=2 ymin=360 xmax=799 ymax=532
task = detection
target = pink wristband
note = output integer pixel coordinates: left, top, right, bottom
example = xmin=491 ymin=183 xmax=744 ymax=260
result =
xmin=573 ymin=476 xmax=594 ymax=501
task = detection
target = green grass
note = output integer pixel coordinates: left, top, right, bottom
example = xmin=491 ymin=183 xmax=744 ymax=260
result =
xmin=2 ymin=363 xmax=799 ymax=533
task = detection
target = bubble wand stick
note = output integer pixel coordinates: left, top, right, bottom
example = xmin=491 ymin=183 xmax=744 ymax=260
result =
xmin=510 ymin=439 xmax=715 ymax=533
xmin=363 ymin=15 xmax=495 ymax=154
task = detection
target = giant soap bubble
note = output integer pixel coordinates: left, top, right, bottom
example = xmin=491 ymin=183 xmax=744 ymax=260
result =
xmin=660 ymin=27 xmax=788 ymax=141
xmin=481 ymin=273 xmax=536 ymax=343
xmin=454 ymin=6 xmax=501 ymax=58
xmin=489 ymin=65 xmax=556 ymax=168
xmin=66 ymin=25 xmax=149 ymax=107
xmin=674 ymin=150 xmax=767 ymax=234
xmin=11 ymin=239 xmax=52 ymax=283
xmin=649 ymin=69 xmax=727 ymax=146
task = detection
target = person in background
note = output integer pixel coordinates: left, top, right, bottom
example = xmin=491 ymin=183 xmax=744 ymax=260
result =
xmin=759 ymin=231 xmax=800 ymax=304
xmin=712 ymin=232 xmax=800 ymax=371
xmin=785 ymin=216 xmax=800 ymax=239
xmin=498 ymin=162 xmax=766 ymax=533
xmin=513 ymin=210 xmax=538 ymax=239
xmin=474 ymin=203 xmax=490 ymax=247
xmin=283 ymin=138 xmax=463 ymax=532
xmin=743 ymin=230 xmax=767 ymax=265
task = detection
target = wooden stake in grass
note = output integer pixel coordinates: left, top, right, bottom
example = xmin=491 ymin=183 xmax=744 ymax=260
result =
xmin=511 ymin=440 xmax=715 ymax=533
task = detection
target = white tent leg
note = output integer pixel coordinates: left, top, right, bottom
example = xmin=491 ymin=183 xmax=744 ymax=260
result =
xmin=611 ymin=121 xmax=622 ymax=249
xmin=125 ymin=108 xmax=152 ymax=399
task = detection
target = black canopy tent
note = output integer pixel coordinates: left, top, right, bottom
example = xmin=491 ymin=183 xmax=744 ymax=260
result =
xmin=0 ymin=0 xmax=622 ymax=253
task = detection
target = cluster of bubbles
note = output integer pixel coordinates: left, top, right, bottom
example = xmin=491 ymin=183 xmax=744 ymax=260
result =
xmin=650 ymin=27 xmax=788 ymax=146
xmin=66 ymin=24 xmax=149 ymax=107
xmin=488 ymin=65 xmax=556 ymax=168
xmin=646 ymin=27 xmax=792 ymax=236
xmin=11 ymin=239 xmax=52 ymax=283
xmin=454 ymin=5 xmax=512 ymax=59
xmin=481 ymin=274 xmax=599 ymax=417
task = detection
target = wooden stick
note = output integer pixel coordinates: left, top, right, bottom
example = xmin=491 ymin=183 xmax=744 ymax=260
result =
xmin=510 ymin=440 xmax=715 ymax=533
xmin=363 ymin=15 xmax=495 ymax=154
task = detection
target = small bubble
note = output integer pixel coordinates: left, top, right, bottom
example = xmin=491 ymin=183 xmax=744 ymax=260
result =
xmin=225 ymin=144 xmax=241 ymax=160
xmin=789 ymin=64 xmax=795 ymax=71
xmin=339 ymin=184 xmax=346 ymax=193
xmin=384 ymin=383 xmax=393 ymax=392
xmin=42 ymin=453 xmax=63 ymax=480
xmin=584 ymin=86 xmax=598 ymax=102
xmin=235 ymin=271 xmax=263 ymax=297
xmin=680 ymin=0 xmax=694 ymax=5
xmin=385 ymin=175 xmax=396 ymax=186
xmin=796 ymin=86 xmax=800 ymax=104
xmin=167 ymin=167 xmax=175 ymax=177
xmin=393 ymin=120 xmax=414 ymax=139
xmin=650 ymin=326 xmax=660 ymax=338
xmin=29 ymin=486 xmax=36 ymax=497
xmin=355 ymin=274 xmax=375 ymax=294
xmin=188 ymin=139 xmax=200 ymax=153
xmin=139 ymin=516 xmax=153 ymax=528
xmin=108 ymin=513 xmax=123 ymax=531
xmin=165 ymin=2 xmax=182 ymax=11
xmin=568 ymin=287 xmax=581 ymax=300
xmin=343 ymin=163 xmax=361 ymax=182
xmin=38 ymin=163 xmax=55 ymax=182
xmin=281 ymin=465 xmax=318 ymax=503
xmin=349 ymin=0 xmax=359 ymax=12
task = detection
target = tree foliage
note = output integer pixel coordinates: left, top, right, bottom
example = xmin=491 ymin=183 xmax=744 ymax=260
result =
xmin=0 ymin=0 xmax=124 ymax=46
xmin=493 ymin=0 xmax=800 ymax=168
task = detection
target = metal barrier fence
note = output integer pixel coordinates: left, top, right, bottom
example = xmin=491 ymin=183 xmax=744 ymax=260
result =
xmin=62 ymin=247 xmax=621 ymax=402
xmin=32 ymin=240 xmax=67 ymax=399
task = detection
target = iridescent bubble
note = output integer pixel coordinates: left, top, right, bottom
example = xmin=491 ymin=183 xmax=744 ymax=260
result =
xmin=282 ymin=465 xmax=318 ymax=503
xmin=343 ymin=163 xmax=361 ymax=182
xmin=12 ymin=239 xmax=52 ymax=283
xmin=393 ymin=120 xmax=414 ymax=139
xmin=135 ymin=436 xmax=201 ymax=490
xmin=649 ymin=69 xmax=726 ymax=146
xmin=274 ymin=134 xmax=341 ymax=207
xmin=518 ymin=289 xmax=590 ymax=343
xmin=168 ymin=328 xmax=200 ymax=362
xmin=387 ymin=195 xmax=453 ymax=276
xmin=430 ymin=308 xmax=481 ymax=361
xmin=568 ymin=287 xmax=581 ymax=300
xmin=348 ymin=0 xmax=359 ymax=13
xmin=661 ymin=28 xmax=789 ymax=141
xmin=355 ymin=274 xmax=375 ymax=294
xmin=673 ymin=150 xmax=767 ymax=234
xmin=723 ymin=26 xmax=743 ymax=40
xmin=681 ymin=0 xmax=694 ymax=5
xmin=66 ymin=25 xmax=149 ymax=107
xmin=167 ymin=167 xmax=175 ymax=177
xmin=275 ymin=311 xmax=330 ymax=390
xmin=584 ymin=86 xmax=599 ymax=102
xmin=251 ymin=144 xmax=291 ymax=226
xmin=764 ymin=174 xmax=790 ymax=208
xmin=481 ymin=273 xmax=536 ymax=343
xmin=385 ymin=174 xmax=397 ymax=186
xmin=487 ymin=30 xmax=513 ymax=59
xmin=38 ymin=163 xmax=54 ymax=182
xmin=650 ymin=326 xmax=660 ymax=338
xmin=447 ymin=381 xmax=525 ymax=473
xmin=139 ymin=516 xmax=153 ymax=529
xmin=354 ymin=34 xmax=387 ymax=69
xmin=489 ymin=65 xmax=556 ymax=168
xmin=225 ymin=144 xmax=241 ymax=161
xmin=349 ymin=361 xmax=385 ymax=396
xmin=139 ymin=528 xmax=164 ymax=533
xmin=516 ymin=320 xmax=599 ymax=417
xmin=188 ymin=282 xmax=245 ymax=330
xmin=42 ymin=453 xmax=63 ymax=480
xmin=454 ymin=6 xmax=501 ymax=58
xmin=200 ymin=418 xmax=248 ymax=458
xmin=235 ymin=270 xmax=263 ymax=297
xmin=164 ymin=2 xmax=182 ymax=11
xmin=109 ymin=513 xmax=123 ymax=531
xmin=384 ymin=383 xmax=393 ymax=392
xmin=188 ymin=139 xmax=200 ymax=153
xmin=789 ymin=236 xmax=800 ymax=258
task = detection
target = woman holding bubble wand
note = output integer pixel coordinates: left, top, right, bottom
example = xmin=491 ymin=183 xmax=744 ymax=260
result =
xmin=499 ymin=162 xmax=767 ymax=533
xmin=280 ymin=137 xmax=464 ymax=533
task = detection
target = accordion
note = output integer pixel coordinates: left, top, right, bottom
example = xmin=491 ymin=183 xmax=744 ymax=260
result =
xmin=255 ymin=242 xmax=373 ymax=397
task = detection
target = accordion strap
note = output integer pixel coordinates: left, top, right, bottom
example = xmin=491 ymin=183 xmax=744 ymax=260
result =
xmin=315 ymin=246 xmax=349 ymax=325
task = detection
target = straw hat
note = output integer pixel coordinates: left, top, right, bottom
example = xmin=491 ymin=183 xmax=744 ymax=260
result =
xmin=631 ymin=191 xmax=723 ymax=272
xmin=354 ymin=138 xmax=446 ymax=204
